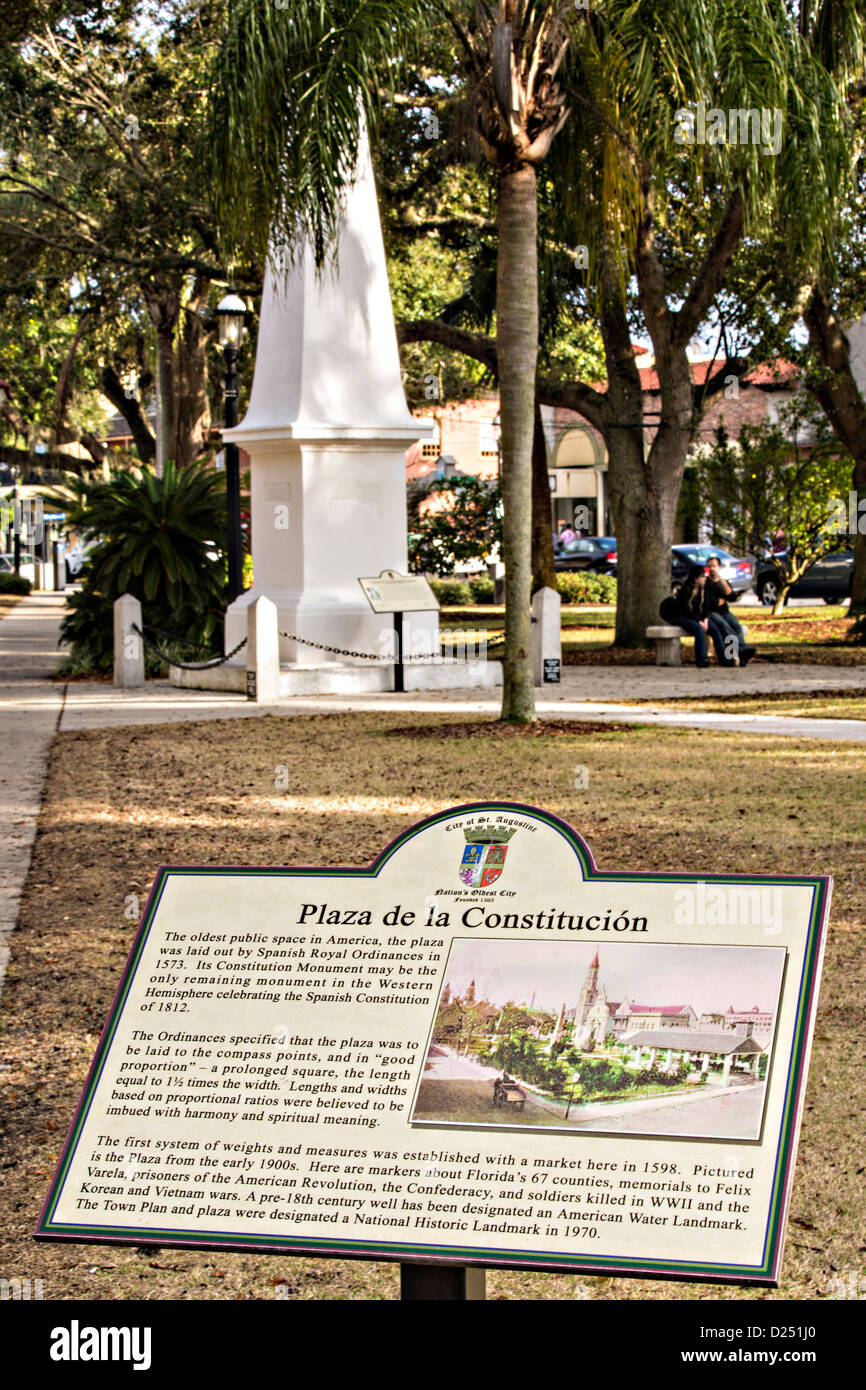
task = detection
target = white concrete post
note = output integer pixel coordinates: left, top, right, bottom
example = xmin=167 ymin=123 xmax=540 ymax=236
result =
xmin=532 ymin=586 xmax=562 ymax=686
xmin=113 ymin=594 xmax=144 ymax=688
xmin=246 ymin=595 xmax=280 ymax=702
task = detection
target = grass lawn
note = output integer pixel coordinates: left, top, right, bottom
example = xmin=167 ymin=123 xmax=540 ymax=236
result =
xmin=1 ymin=712 xmax=863 ymax=1301
xmin=621 ymin=691 xmax=866 ymax=721
xmin=440 ymin=603 xmax=866 ymax=666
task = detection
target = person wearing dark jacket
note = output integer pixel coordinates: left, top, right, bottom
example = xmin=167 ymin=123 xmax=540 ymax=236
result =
xmin=704 ymin=555 xmax=757 ymax=666
xmin=674 ymin=565 xmax=735 ymax=668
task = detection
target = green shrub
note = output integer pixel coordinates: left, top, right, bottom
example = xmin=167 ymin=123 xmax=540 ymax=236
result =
xmin=557 ymin=571 xmax=617 ymax=604
xmin=0 ymin=571 xmax=32 ymax=595
xmin=469 ymin=574 xmax=495 ymax=603
xmin=430 ymin=576 xmax=472 ymax=605
xmin=52 ymin=460 xmax=228 ymax=677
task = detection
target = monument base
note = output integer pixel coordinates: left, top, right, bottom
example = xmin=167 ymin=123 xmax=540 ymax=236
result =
xmin=225 ymin=588 xmax=440 ymax=666
xmin=169 ymin=660 xmax=502 ymax=697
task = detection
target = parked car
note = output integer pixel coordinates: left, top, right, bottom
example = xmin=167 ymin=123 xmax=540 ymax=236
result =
xmin=554 ymin=536 xmax=618 ymax=574
xmin=64 ymin=538 xmax=95 ymax=584
xmin=0 ymin=554 xmax=14 ymax=573
xmin=671 ymin=544 xmax=753 ymax=598
xmin=754 ymin=549 xmax=853 ymax=606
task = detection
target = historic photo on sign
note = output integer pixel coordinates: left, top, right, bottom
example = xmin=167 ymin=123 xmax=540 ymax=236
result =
xmin=411 ymin=941 xmax=785 ymax=1141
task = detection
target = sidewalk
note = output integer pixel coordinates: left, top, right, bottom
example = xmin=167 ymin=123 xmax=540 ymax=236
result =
xmin=0 ymin=594 xmax=65 ymax=990
xmin=56 ymin=662 xmax=866 ymax=740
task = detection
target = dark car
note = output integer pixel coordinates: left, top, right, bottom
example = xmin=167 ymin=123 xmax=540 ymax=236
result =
xmin=670 ymin=544 xmax=754 ymax=598
xmin=554 ymin=536 xmax=618 ymax=574
xmin=754 ymin=550 xmax=853 ymax=606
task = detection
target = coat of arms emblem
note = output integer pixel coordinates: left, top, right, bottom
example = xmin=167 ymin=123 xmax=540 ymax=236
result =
xmin=459 ymin=823 xmax=516 ymax=887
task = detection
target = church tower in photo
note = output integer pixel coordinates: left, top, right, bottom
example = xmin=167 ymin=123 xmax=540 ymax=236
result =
xmin=575 ymin=951 xmax=600 ymax=1037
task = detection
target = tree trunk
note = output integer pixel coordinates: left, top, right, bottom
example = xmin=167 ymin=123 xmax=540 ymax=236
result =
xmin=772 ymin=589 xmax=789 ymax=617
xmin=144 ymin=285 xmax=180 ymax=478
xmin=850 ymin=463 xmax=866 ymax=618
xmin=531 ymin=402 xmax=557 ymax=594
xmin=497 ymin=163 xmax=538 ymax=722
xmin=804 ymin=285 xmax=866 ymax=619
xmin=595 ymin=254 xmax=657 ymax=647
xmin=153 ymin=327 xmax=174 ymax=477
xmin=607 ymin=433 xmax=667 ymax=645
xmin=172 ymin=298 xmax=212 ymax=468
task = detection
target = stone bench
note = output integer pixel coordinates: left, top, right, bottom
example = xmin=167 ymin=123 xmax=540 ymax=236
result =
xmin=645 ymin=624 xmax=683 ymax=666
xmin=646 ymin=620 xmax=750 ymax=667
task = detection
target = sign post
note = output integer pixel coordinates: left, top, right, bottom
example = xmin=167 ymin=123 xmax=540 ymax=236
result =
xmin=37 ymin=803 xmax=829 ymax=1292
xmin=358 ymin=569 xmax=439 ymax=693
xmin=400 ymin=1264 xmax=486 ymax=1300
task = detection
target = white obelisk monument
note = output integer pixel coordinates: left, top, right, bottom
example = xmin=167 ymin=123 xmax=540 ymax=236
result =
xmin=222 ymin=124 xmax=439 ymax=689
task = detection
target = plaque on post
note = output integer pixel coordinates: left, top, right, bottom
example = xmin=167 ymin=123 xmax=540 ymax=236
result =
xmin=359 ymin=569 xmax=439 ymax=692
xmin=358 ymin=569 xmax=440 ymax=614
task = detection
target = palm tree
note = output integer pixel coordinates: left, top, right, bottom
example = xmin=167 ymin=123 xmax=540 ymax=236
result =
xmin=209 ymin=1 xmax=582 ymax=722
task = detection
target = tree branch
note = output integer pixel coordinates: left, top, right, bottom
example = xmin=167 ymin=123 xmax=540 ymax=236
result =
xmin=673 ymin=187 xmax=746 ymax=350
xmin=397 ymin=318 xmax=498 ymax=373
xmin=100 ymin=365 xmax=155 ymax=463
xmin=536 ymin=376 xmax=606 ymax=432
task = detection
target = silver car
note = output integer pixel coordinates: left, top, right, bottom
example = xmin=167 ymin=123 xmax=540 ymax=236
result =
xmin=671 ymin=544 xmax=754 ymax=600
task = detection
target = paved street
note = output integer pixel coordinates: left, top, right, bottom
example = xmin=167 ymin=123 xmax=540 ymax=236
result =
xmin=572 ymin=1080 xmax=766 ymax=1139
xmin=422 ymin=1044 xmax=501 ymax=1081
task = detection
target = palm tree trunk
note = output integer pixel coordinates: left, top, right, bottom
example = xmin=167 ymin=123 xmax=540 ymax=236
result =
xmin=498 ymin=163 xmax=538 ymax=722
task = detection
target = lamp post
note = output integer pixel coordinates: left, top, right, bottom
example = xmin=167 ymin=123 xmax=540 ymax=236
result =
xmin=564 ymin=1071 xmax=581 ymax=1121
xmin=216 ymin=292 xmax=247 ymax=603
xmin=0 ymin=381 xmax=20 ymax=575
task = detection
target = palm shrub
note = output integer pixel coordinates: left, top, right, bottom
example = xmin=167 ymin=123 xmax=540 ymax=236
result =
xmin=53 ymin=461 xmax=228 ymax=675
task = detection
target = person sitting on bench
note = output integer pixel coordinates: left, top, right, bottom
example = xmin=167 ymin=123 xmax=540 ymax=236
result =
xmin=673 ymin=564 xmax=736 ymax=668
xmin=705 ymin=555 xmax=756 ymax=667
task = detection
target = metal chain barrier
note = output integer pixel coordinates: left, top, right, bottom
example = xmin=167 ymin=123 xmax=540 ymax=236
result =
xmin=278 ymin=628 xmax=503 ymax=662
xmin=131 ymin=621 xmax=501 ymax=673
xmin=132 ymin=623 xmax=247 ymax=671
xmin=278 ymin=629 xmax=394 ymax=662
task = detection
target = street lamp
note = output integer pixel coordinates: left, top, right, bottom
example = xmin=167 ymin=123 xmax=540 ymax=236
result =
xmin=216 ymin=291 xmax=247 ymax=602
xmin=564 ymin=1071 xmax=581 ymax=1121
xmin=0 ymin=380 xmax=20 ymax=575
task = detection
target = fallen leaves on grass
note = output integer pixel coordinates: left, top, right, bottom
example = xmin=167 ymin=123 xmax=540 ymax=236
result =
xmin=386 ymin=720 xmax=636 ymax=738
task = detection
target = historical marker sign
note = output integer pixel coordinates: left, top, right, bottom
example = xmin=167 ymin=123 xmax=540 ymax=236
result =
xmin=543 ymin=657 xmax=561 ymax=684
xmin=358 ymin=569 xmax=439 ymax=614
xmin=36 ymin=803 xmax=829 ymax=1285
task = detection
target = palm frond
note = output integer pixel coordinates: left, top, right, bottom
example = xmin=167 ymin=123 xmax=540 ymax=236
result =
xmin=209 ymin=0 xmax=434 ymax=269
